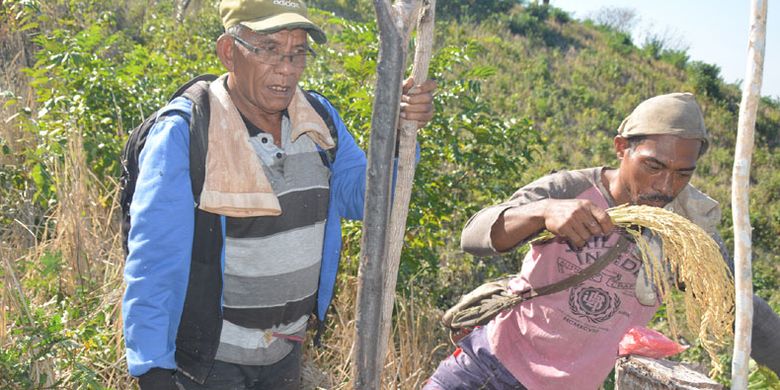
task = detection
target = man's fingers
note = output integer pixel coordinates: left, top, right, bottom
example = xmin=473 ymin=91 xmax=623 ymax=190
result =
xmin=569 ymin=208 xmax=600 ymax=238
xmin=401 ymin=77 xmax=415 ymax=93
xmin=415 ymin=78 xmax=437 ymax=94
xmin=559 ymin=224 xmax=587 ymax=248
xmin=589 ymin=205 xmax=614 ymax=234
xmin=403 ymin=78 xmax=437 ymax=96
xmin=401 ymin=92 xmax=434 ymax=104
xmin=399 ymin=105 xmax=434 ymax=122
xmin=571 ymin=222 xmax=592 ymax=247
xmin=400 ymin=100 xmax=433 ymax=113
xmin=584 ymin=219 xmax=603 ymax=236
xmin=400 ymin=78 xmax=436 ymax=124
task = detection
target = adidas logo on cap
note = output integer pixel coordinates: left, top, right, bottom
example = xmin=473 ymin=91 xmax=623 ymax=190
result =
xmin=273 ymin=0 xmax=300 ymax=8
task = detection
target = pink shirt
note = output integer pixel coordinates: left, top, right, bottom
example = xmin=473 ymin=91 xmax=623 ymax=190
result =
xmin=487 ymin=185 xmax=658 ymax=390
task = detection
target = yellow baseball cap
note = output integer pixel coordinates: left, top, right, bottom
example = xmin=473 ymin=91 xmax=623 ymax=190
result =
xmin=618 ymin=92 xmax=709 ymax=154
xmin=220 ymin=0 xmax=327 ymax=44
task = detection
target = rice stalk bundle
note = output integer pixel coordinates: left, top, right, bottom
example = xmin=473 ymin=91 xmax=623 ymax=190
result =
xmin=534 ymin=204 xmax=735 ymax=372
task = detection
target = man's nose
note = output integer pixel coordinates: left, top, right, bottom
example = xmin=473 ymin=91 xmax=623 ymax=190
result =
xmin=655 ymin=171 xmax=675 ymax=195
xmin=274 ymin=56 xmax=297 ymax=74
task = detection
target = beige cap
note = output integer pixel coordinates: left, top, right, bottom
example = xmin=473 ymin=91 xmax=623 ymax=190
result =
xmin=618 ymin=92 xmax=709 ymax=153
xmin=220 ymin=0 xmax=327 ymax=44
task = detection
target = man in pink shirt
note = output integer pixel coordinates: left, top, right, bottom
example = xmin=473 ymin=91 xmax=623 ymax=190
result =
xmin=424 ymin=93 xmax=780 ymax=390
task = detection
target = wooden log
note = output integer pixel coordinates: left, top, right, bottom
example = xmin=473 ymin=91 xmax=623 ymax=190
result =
xmin=615 ymin=356 xmax=724 ymax=390
xmin=377 ymin=0 xmax=436 ymax=378
xmin=731 ymin=0 xmax=767 ymax=387
xmin=354 ymin=1 xmax=416 ymax=388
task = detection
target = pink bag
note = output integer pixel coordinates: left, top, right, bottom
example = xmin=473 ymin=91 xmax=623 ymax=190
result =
xmin=618 ymin=326 xmax=688 ymax=359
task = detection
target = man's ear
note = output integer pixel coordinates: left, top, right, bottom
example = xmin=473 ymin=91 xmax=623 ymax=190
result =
xmin=614 ymin=136 xmax=629 ymax=160
xmin=216 ymin=34 xmax=235 ymax=72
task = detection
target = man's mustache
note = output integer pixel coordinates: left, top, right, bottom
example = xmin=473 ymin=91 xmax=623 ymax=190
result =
xmin=638 ymin=193 xmax=674 ymax=204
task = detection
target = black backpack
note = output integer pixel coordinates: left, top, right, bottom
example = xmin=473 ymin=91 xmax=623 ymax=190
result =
xmin=119 ymin=74 xmax=340 ymax=254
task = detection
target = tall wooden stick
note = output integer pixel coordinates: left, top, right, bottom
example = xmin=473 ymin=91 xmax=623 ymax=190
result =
xmin=731 ymin=0 xmax=767 ymax=388
xmin=377 ymin=0 xmax=436 ymax=378
xmin=354 ymin=1 xmax=420 ymax=388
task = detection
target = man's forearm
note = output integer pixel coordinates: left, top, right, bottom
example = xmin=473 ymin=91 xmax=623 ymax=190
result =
xmin=490 ymin=201 xmax=549 ymax=252
xmin=461 ymin=199 xmax=549 ymax=256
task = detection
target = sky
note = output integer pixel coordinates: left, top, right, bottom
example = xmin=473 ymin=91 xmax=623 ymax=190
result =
xmin=551 ymin=0 xmax=779 ymax=99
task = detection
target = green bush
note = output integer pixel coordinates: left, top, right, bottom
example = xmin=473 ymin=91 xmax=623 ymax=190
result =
xmin=660 ymin=49 xmax=689 ymax=69
xmin=686 ymin=61 xmax=723 ymax=100
xmin=507 ymin=11 xmax=543 ymax=37
xmin=437 ymin=0 xmax=521 ymax=21
xmin=756 ymin=96 xmax=780 ymax=148
xmin=605 ymin=30 xmax=634 ymax=54
xmin=505 ymin=4 xmax=570 ymax=48
xmin=549 ymin=7 xmax=571 ymax=24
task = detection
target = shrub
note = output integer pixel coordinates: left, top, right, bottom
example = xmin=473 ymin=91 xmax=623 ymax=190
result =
xmin=686 ymin=61 xmax=723 ymax=100
xmin=605 ymin=30 xmax=634 ymax=55
xmin=660 ymin=49 xmax=689 ymax=69
xmin=438 ymin=0 xmax=521 ymax=21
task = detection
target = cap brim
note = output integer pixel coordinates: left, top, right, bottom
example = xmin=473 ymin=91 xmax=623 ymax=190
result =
xmin=240 ymin=13 xmax=327 ymax=44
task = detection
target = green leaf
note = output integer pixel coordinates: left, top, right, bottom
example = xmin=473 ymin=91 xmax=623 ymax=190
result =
xmin=40 ymin=251 xmax=62 ymax=276
xmin=19 ymin=21 xmax=39 ymax=32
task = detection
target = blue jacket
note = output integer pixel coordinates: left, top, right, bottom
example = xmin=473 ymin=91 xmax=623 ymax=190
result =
xmin=122 ymin=94 xmax=367 ymax=378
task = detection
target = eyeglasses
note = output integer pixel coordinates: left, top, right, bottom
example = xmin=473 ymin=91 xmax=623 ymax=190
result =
xmin=230 ymin=34 xmax=316 ymax=67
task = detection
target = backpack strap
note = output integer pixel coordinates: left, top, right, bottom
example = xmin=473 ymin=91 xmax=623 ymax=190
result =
xmin=516 ymin=234 xmax=632 ymax=300
xmin=304 ymin=90 xmax=339 ymax=167
xmin=178 ymin=74 xmax=218 ymax=204
xmin=446 ymin=234 xmax=633 ymax=332
xmin=170 ymin=74 xmax=218 ymax=101
xmin=119 ymin=74 xmax=217 ymax=254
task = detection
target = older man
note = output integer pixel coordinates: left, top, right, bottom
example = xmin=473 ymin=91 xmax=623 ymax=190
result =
xmin=122 ymin=0 xmax=436 ymax=388
xmin=425 ymin=93 xmax=780 ymax=390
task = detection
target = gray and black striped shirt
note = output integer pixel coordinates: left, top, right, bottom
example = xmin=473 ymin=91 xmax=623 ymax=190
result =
xmin=215 ymin=115 xmax=330 ymax=366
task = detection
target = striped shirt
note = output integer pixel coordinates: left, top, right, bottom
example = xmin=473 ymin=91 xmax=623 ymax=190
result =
xmin=215 ymin=114 xmax=330 ymax=365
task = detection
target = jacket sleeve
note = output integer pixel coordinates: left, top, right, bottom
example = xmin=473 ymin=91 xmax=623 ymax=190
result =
xmin=314 ymin=95 xmax=367 ymax=220
xmin=751 ymin=294 xmax=780 ymax=375
xmin=712 ymin=232 xmax=780 ymax=375
xmin=122 ymin=98 xmax=195 ymax=377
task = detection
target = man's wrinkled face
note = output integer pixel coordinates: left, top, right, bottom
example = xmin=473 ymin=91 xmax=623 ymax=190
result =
xmin=228 ymin=28 xmax=308 ymax=117
xmin=616 ymin=134 xmax=702 ymax=207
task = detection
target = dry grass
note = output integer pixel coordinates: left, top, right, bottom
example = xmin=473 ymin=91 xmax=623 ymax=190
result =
xmin=0 ymin=185 xmax=449 ymax=389
xmin=303 ymin=276 xmax=449 ymax=389
xmin=0 ymin=127 xmax=130 ymax=387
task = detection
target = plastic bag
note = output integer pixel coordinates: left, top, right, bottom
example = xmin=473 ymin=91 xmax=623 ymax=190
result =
xmin=618 ymin=326 xmax=688 ymax=359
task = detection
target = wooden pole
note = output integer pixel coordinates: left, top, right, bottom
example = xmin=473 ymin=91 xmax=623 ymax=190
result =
xmin=731 ymin=0 xmax=767 ymax=388
xmin=354 ymin=1 xmax=419 ymax=388
xmin=615 ymin=356 xmax=724 ymax=389
xmin=377 ymin=0 xmax=436 ymax=376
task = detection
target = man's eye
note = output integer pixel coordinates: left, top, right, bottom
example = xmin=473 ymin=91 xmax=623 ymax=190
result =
xmin=260 ymin=45 xmax=278 ymax=53
xmin=644 ymin=163 xmax=661 ymax=172
xmin=677 ymin=171 xmax=694 ymax=178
